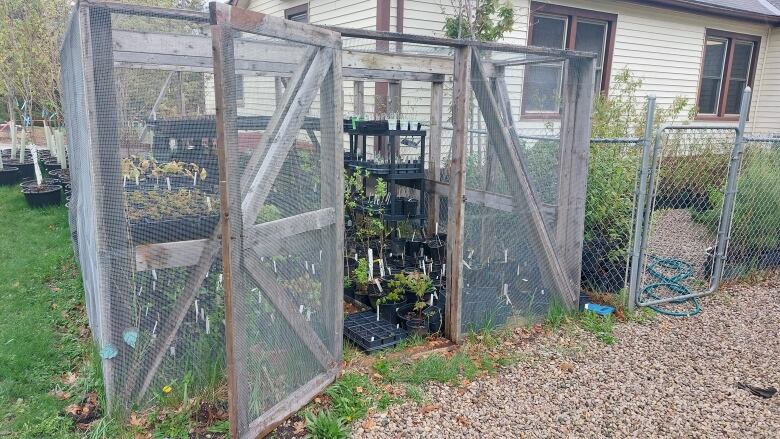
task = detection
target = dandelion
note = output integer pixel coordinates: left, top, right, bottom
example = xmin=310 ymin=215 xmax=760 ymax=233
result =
xmin=162 ymin=385 xmax=172 ymax=394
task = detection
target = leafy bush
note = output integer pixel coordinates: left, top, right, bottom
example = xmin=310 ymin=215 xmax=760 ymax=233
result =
xmin=695 ymin=148 xmax=780 ymax=254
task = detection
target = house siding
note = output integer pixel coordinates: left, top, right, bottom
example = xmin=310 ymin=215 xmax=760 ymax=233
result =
xmin=752 ymin=28 xmax=780 ymax=133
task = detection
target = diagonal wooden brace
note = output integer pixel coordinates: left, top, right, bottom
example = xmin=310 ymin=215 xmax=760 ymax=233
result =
xmin=469 ymin=49 xmax=577 ymax=307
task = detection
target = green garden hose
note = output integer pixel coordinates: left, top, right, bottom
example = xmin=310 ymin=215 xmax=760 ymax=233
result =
xmin=642 ymin=256 xmax=702 ymax=317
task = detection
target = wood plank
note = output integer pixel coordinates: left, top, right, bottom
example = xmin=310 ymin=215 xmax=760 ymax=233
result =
xmin=426 ymin=82 xmax=444 ymax=236
xmin=242 ymin=48 xmax=333 ymax=222
xmin=243 ymin=370 xmax=337 ymax=439
xmin=112 ymin=30 xmax=455 ymax=80
xmin=469 ymin=49 xmax=577 ymax=307
xmin=555 ymin=58 xmax=594 ymax=297
xmin=354 ymin=81 xmax=365 ymax=115
xmin=243 ymin=254 xmax=337 ymax=370
xmin=319 ymin=49 xmax=345 ymax=360
xmin=135 ymin=208 xmax=336 ymax=271
xmin=239 ymin=45 xmax=319 ymax=193
xmin=211 ymin=21 xmax=243 ymax=436
xmin=445 ymin=46 xmax=471 ymax=343
xmin=210 ymin=2 xmax=339 ymax=49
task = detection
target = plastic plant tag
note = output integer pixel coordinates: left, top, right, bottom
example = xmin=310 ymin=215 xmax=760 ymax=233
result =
xmin=152 ymin=320 xmax=158 ymax=336
xmin=123 ymin=329 xmax=139 ymax=348
xmin=374 ymin=278 xmax=383 ymax=293
xmin=100 ymin=344 xmax=118 ymax=360
xmin=195 ymin=300 xmax=199 ymax=320
xmin=463 ymin=260 xmax=472 ymax=270
xmin=435 ymin=222 xmax=439 ymax=235
xmin=166 ymin=177 xmax=172 ymax=191
xmin=206 ymin=196 xmax=212 ymax=212
xmin=379 ymin=259 xmax=385 ymax=277
xmin=206 ymin=316 xmax=210 ymax=334
xmin=299 ymin=304 xmax=304 ymax=314
xmin=368 ymin=249 xmax=374 ymax=280
xmin=170 ymin=346 xmax=175 ymax=357
xmin=503 ymin=284 xmax=512 ymax=305
xmin=311 ymin=264 xmax=316 ymax=275
xmin=504 ymin=249 xmax=508 ymax=263
xmin=31 ymin=147 xmax=42 ymax=185
xmin=151 ymin=269 xmax=157 ymax=280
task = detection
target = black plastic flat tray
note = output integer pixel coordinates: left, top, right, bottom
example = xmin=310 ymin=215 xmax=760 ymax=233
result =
xmin=344 ymin=311 xmax=408 ymax=352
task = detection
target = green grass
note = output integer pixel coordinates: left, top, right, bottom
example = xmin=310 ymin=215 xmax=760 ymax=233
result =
xmin=0 ymin=186 xmax=93 ymax=438
xmin=578 ymin=312 xmax=616 ymax=345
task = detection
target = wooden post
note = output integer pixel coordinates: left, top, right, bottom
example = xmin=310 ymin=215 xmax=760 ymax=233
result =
xmin=319 ymin=48 xmax=345 ymax=361
xmin=354 ymin=81 xmax=365 ymax=116
xmin=426 ymin=81 xmax=443 ymax=236
xmin=556 ymin=58 xmax=595 ymax=294
xmin=84 ymin=4 xmax=134 ymax=411
xmin=211 ymin=14 xmax=242 ymax=437
xmin=445 ymin=46 xmax=471 ymax=343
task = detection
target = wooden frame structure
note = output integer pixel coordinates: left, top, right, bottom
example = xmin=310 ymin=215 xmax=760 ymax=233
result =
xmin=63 ymin=1 xmax=595 ymax=436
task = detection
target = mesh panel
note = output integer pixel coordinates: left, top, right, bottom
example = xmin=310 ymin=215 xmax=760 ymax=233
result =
xmin=461 ymin=52 xmax=579 ymax=331
xmin=638 ymin=129 xmax=735 ymax=309
xmin=723 ymin=135 xmax=780 ymax=278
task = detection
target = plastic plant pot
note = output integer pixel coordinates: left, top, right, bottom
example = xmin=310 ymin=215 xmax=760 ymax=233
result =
xmin=21 ymin=178 xmax=62 ymax=188
xmin=404 ymin=198 xmax=419 ymax=217
xmin=376 ymin=298 xmax=407 ymax=325
xmin=396 ymin=303 xmax=431 ymax=337
xmin=8 ymin=161 xmax=35 ymax=181
xmin=22 ymin=184 xmax=63 ymax=208
xmin=43 ymin=159 xmax=61 ymax=173
xmin=0 ymin=167 xmax=19 ymax=186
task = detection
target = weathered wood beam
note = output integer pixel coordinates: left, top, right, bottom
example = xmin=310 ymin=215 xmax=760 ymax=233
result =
xmin=243 ymin=370 xmax=337 ymax=439
xmin=239 ymin=45 xmax=319 ymax=193
xmin=426 ymin=81 xmax=443 ymax=236
xmin=242 ymin=48 xmax=333 ymax=222
xmin=492 ymin=56 xmax=568 ymax=67
xmin=243 ymin=254 xmax=337 ymax=370
xmin=469 ymin=48 xmax=577 ymax=307
xmin=555 ymin=57 xmax=594 ymax=294
xmin=444 ymin=46 xmax=471 ymax=343
xmin=134 ymin=208 xmax=336 ymax=272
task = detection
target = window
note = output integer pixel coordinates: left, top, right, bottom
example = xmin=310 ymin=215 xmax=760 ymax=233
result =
xmin=524 ymin=2 xmax=616 ymax=114
xmin=697 ymin=30 xmax=759 ymax=118
xmin=285 ymin=3 xmax=308 ymax=23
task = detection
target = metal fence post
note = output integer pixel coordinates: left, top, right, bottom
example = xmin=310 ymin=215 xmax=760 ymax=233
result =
xmin=627 ymin=96 xmax=656 ymax=311
xmin=710 ymin=87 xmax=752 ymax=288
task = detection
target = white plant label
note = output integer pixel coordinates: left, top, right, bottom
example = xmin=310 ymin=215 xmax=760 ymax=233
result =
xmin=193 ymin=173 xmax=197 ymax=186
xmin=463 ymin=260 xmax=471 ymax=270
xmin=135 ymin=175 xmax=139 ymax=186
xmin=166 ymin=177 xmax=172 ymax=191
xmin=151 ymin=269 xmax=157 ymax=280
xmin=200 ymin=307 xmax=205 ymax=321
xmin=195 ymin=300 xmax=199 ymax=319
xmin=435 ymin=222 xmax=439 ymax=235
xmin=468 ymin=249 xmax=474 ymax=259
xmin=379 ymin=259 xmax=385 ymax=278
xmin=123 ymin=175 xmax=127 ymax=187
xmin=218 ymin=273 xmax=223 ymax=285
xmin=170 ymin=346 xmax=175 ymax=357
xmin=206 ymin=197 xmax=212 ymax=212
xmin=152 ymin=281 xmax=156 ymax=291
xmin=30 ymin=147 xmax=41 ymax=185
xmin=152 ymin=320 xmax=158 ymax=336
xmin=305 ymin=261 xmax=309 ymax=272
xmin=137 ymin=286 xmax=143 ymax=296
xmin=504 ymin=249 xmax=508 ymax=263
xmin=205 ymin=316 xmax=210 ymax=334
xmin=368 ymin=249 xmax=374 ymax=280
xmin=299 ymin=304 xmax=304 ymax=314
xmin=145 ymin=305 xmax=150 ymax=317
xmin=273 ymin=260 xmax=277 ymax=272
xmin=311 ymin=264 xmax=316 ymax=275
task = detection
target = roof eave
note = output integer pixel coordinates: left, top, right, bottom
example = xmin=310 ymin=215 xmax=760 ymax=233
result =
xmin=621 ymin=0 xmax=780 ymax=25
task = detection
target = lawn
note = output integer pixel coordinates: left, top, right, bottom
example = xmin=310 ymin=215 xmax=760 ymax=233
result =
xmin=0 ymin=186 xmax=95 ymax=438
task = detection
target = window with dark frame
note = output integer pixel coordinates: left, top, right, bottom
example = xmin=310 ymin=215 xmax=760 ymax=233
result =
xmin=524 ymin=2 xmax=616 ymax=115
xmin=697 ymin=30 xmax=759 ymax=119
xmin=285 ymin=3 xmax=308 ymax=23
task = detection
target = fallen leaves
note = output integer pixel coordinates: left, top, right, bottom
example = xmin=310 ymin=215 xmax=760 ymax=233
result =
xmin=361 ymin=418 xmax=377 ymax=431
xmin=456 ymin=415 xmax=471 ymax=427
xmin=61 ymin=371 xmax=78 ymax=386
xmin=64 ymin=392 xmax=100 ymax=426
xmin=559 ymin=362 xmax=574 ymax=373
xmin=50 ymin=389 xmax=71 ymax=400
xmin=292 ymin=420 xmax=306 ymax=434
xmin=128 ymin=412 xmax=147 ymax=427
xmin=420 ymin=404 xmax=440 ymax=414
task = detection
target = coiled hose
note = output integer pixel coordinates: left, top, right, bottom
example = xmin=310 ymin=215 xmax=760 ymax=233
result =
xmin=641 ymin=256 xmax=702 ymax=317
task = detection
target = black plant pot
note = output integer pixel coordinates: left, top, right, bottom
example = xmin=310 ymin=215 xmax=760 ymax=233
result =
xmin=356 ymin=120 xmax=389 ymax=133
xmin=376 ymin=298 xmax=407 ymax=325
xmin=22 ymin=184 xmax=62 ymax=208
xmin=8 ymin=161 xmax=35 ymax=181
xmin=425 ymin=240 xmax=445 ymax=263
xmin=404 ymin=198 xmax=419 ymax=217
xmin=391 ymin=196 xmax=406 ymax=215
xmin=405 ymin=239 xmax=423 ymax=257
xmin=344 ymin=283 xmax=356 ymax=300
xmin=129 ymin=214 xmax=220 ymax=244
xmin=390 ymin=238 xmax=406 ymax=257
xmin=49 ymin=169 xmax=70 ymax=181
xmin=43 ymin=159 xmax=61 ymax=173
xmin=354 ymin=289 xmax=372 ymax=307
xmin=0 ymin=167 xmax=19 ymax=186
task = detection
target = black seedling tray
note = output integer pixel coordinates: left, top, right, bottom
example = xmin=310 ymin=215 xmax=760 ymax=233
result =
xmin=344 ymin=311 xmax=408 ymax=352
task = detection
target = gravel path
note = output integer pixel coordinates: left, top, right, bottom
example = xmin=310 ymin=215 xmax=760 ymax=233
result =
xmin=354 ymin=275 xmax=780 ymax=438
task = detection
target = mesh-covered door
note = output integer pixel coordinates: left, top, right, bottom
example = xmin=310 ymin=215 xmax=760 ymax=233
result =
xmin=210 ymin=4 xmax=343 ymax=438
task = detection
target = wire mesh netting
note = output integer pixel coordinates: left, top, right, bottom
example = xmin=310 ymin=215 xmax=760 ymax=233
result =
xmin=582 ymin=139 xmax=643 ymax=295
xmin=722 ymin=135 xmax=780 ymax=278
xmin=637 ymin=128 xmax=735 ymax=310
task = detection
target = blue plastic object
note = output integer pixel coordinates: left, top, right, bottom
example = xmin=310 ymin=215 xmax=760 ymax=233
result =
xmin=584 ymin=303 xmax=615 ymax=316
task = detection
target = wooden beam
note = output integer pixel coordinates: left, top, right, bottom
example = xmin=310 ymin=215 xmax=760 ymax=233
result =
xmin=220 ymin=3 xmax=340 ymax=49
xmin=555 ymin=57 xmax=594 ymax=296
xmin=111 ymin=30 xmax=456 ymax=80
xmin=426 ymin=82 xmax=444 ymax=236
xmin=242 ymin=48 xmax=333 ymax=222
xmin=354 ymin=81 xmax=365 ymax=115
xmin=243 ymin=370 xmax=337 ymax=439
xmin=135 ymin=208 xmax=337 ymax=272
xmin=319 ymin=49 xmax=345 ymax=359
xmin=239 ymin=46 xmax=319 ymax=193
xmin=493 ymin=56 xmax=568 ymax=67
xmin=445 ymin=46 xmax=471 ymax=343
xmin=469 ymin=49 xmax=577 ymax=307
xmin=243 ymin=254 xmax=337 ymax=370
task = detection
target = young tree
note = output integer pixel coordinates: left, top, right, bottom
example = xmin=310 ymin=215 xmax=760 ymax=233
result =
xmin=443 ymin=0 xmax=515 ymax=42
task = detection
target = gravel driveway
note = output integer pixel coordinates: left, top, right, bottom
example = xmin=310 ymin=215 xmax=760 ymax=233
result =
xmin=354 ymin=275 xmax=780 ymax=438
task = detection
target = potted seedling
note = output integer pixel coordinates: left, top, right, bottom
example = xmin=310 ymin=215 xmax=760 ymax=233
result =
xmin=375 ymin=273 xmax=408 ymax=324
xmin=8 ymin=129 xmax=35 ymax=181
xmin=21 ymin=147 xmax=62 ymax=208
xmin=353 ymin=258 xmax=370 ymax=306
xmin=397 ymin=272 xmax=435 ymax=336
xmin=0 ymin=152 xmax=19 ymax=186
xmin=125 ymin=189 xmax=220 ymax=244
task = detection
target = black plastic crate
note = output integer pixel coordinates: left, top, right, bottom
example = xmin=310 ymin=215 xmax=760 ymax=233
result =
xmin=344 ymin=311 xmax=408 ymax=352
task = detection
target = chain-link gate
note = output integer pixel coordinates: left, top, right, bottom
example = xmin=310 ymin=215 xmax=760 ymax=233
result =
xmin=628 ymin=89 xmax=752 ymax=313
